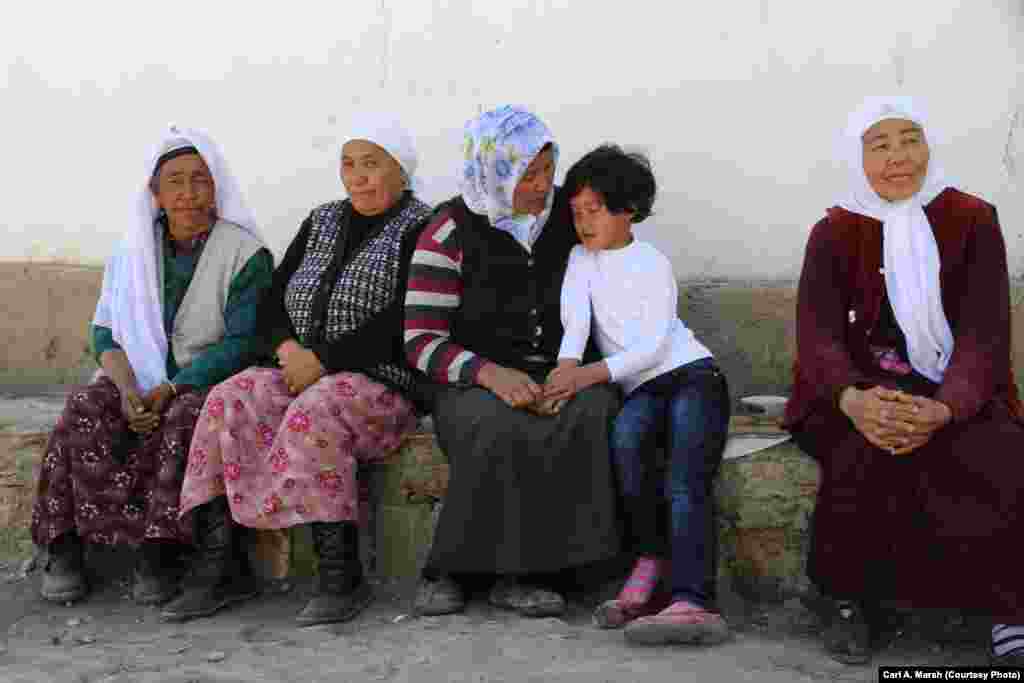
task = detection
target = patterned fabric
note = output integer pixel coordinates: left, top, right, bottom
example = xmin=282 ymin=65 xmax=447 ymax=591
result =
xmin=179 ymin=367 xmax=416 ymax=529
xmin=460 ymin=105 xmax=558 ymax=249
xmin=31 ymin=377 xmax=206 ymax=547
xmin=404 ymin=212 xmax=485 ymax=384
xmin=284 ymin=197 xmax=432 ymax=393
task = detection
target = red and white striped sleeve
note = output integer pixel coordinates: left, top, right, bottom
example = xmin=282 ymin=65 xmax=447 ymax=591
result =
xmin=403 ymin=211 xmax=488 ymax=385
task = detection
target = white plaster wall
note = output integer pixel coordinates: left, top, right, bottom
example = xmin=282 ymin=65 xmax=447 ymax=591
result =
xmin=1 ymin=0 xmax=1021 ymax=278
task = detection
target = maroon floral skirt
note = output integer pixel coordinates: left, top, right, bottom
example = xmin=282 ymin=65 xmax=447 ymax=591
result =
xmin=31 ymin=377 xmax=206 ymax=547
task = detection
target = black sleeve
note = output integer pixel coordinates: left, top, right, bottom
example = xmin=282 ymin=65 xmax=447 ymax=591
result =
xmin=260 ymin=216 xmax=312 ymax=356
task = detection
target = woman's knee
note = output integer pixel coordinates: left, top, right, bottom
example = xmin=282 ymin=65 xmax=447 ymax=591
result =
xmin=65 ymin=381 xmax=117 ymax=419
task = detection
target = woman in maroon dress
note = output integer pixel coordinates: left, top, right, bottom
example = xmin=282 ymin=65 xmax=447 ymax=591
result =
xmin=784 ymin=96 xmax=1024 ymax=666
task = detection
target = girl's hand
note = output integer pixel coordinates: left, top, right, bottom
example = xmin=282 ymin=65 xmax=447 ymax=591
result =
xmin=544 ymin=365 xmax=587 ymax=402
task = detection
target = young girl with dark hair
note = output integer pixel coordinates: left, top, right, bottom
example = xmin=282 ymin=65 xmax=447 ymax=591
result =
xmin=545 ymin=145 xmax=731 ymax=646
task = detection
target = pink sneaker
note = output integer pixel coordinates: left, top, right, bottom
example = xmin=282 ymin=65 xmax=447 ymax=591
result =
xmin=591 ymin=557 xmax=669 ymax=629
xmin=592 ymin=588 xmax=672 ymax=629
xmin=624 ymin=600 xmax=731 ymax=645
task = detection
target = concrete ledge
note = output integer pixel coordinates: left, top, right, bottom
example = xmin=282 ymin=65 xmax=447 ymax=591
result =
xmin=716 ymin=440 xmax=819 ymax=602
xmin=295 ymin=421 xmax=826 ymax=602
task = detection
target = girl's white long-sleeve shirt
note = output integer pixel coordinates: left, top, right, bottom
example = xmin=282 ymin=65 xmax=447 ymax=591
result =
xmin=558 ymin=241 xmax=712 ymax=395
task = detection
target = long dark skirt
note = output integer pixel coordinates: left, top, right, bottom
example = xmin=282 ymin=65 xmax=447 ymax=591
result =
xmin=792 ymin=396 xmax=1024 ymax=622
xmin=31 ymin=377 xmax=206 ymax=547
xmin=425 ymin=384 xmax=622 ymax=576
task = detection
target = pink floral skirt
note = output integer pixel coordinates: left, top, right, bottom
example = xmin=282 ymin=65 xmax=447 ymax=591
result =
xmin=179 ymin=368 xmax=416 ymax=529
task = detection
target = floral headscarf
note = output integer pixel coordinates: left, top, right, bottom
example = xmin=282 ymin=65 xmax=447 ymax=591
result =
xmin=460 ymin=105 xmax=559 ymax=249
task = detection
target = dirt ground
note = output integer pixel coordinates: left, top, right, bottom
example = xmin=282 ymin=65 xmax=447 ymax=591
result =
xmin=0 ymin=562 xmax=992 ymax=683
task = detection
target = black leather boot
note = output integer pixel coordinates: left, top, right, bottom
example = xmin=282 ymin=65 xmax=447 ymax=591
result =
xmin=133 ymin=541 xmax=179 ymax=605
xmin=295 ymin=522 xmax=373 ymax=626
xmin=160 ymin=496 xmax=260 ymax=622
xmin=40 ymin=531 xmax=88 ymax=603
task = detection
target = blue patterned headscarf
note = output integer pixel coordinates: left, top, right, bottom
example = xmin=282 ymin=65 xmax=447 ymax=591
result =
xmin=460 ymin=106 xmax=559 ymax=247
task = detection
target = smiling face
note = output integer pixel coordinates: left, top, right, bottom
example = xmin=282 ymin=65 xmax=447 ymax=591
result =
xmin=512 ymin=145 xmax=556 ymax=216
xmin=151 ymin=153 xmax=216 ymax=238
xmin=569 ymin=186 xmax=633 ymax=252
xmin=341 ymin=140 xmax=407 ymax=216
xmin=861 ymin=118 xmax=931 ymax=201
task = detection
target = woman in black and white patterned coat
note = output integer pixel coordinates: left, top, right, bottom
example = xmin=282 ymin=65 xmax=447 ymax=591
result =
xmin=168 ymin=115 xmax=434 ymax=626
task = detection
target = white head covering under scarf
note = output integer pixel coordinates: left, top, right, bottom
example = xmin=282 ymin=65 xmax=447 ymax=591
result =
xmin=460 ymin=105 xmax=559 ymax=251
xmin=339 ymin=112 xmax=419 ymax=192
xmin=837 ymin=96 xmax=954 ymax=383
xmin=93 ymin=125 xmax=264 ymax=393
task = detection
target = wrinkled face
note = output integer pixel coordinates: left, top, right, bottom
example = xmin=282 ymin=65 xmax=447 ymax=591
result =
xmin=341 ymin=140 xmax=406 ymax=216
xmin=569 ymin=186 xmax=633 ymax=252
xmin=152 ymin=153 xmax=216 ymax=235
xmin=512 ymin=145 xmax=555 ymax=216
xmin=861 ymin=118 xmax=931 ymax=201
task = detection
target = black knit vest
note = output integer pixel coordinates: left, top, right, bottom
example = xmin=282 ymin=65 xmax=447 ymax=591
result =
xmin=446 ymin=189 xmax=582 ymax=375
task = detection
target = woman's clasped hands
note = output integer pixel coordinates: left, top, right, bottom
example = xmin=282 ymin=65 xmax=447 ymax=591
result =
xmin=838 ymin=386 xmax=952 ymax=455
xmin=276 ymin=340 xmax=326 ymax=395
xmin=121 ymin=382 xmax=177 ymax=435
xmin=475 ymin=362 xmax=562 ymax=415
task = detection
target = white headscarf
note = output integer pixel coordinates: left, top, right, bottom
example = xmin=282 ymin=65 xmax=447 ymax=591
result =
xmin=338 ymin=112 xmax=419 ymax=191
xmin=93 ymin=125 xmax=264 ymax=393
xmin=837 ymin=96 xmax=954 ymax=383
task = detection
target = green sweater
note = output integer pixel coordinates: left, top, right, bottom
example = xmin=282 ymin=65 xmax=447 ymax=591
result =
xmin=93 ymin=232 xmax=274 ymax=391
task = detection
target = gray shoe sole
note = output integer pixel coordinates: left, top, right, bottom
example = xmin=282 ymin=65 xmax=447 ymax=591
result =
xmin=133 ymin=584 xmax=179 ymax=606
xmin=295 ymin=584 xmax=375 ymax=626
xmin=40 ymin=584 xmax=88 ymax=604
xmin=624 ymin=617 xmax=731 ymax=646
xmin=413 ymin=581 xmax=466 ymax=617
xmin=488 ymin=590 xmax=566 ymax=618
xmin=40 ymin=576 xmax=89 ymax=604
xmin=160 ymin=586 xmax=260 ymax=623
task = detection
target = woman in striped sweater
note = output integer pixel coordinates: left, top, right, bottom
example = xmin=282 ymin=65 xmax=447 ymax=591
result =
xmin=404 ymin=106 xmax=622 ymax=618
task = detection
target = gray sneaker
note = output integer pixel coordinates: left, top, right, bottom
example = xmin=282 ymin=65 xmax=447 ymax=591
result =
xmin=488 ymin=579 xmax=566 ymax=618
xmin=413 ymin=576 xmax=466 ymax=616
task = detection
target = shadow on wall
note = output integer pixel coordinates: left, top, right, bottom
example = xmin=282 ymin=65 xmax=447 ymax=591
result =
xmin=679 ymin=282 xmax=798 ymax=402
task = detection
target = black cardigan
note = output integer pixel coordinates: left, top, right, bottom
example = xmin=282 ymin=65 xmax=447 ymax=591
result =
xmin=259 ymin=196 xmax=421 ymax=375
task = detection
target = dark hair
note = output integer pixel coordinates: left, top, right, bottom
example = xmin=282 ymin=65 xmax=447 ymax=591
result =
xmin=563 ymin=144 xmax=656 ymax=223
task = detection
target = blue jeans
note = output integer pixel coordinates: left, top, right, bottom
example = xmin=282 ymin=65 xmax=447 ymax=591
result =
xmin=611 ymin=357 xmax=730 ymax=607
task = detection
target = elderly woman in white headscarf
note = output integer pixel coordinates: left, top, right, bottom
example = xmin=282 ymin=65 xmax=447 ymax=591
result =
xmin=31 ymin=126 xmax=273 ymax=608
xmin=783 ymin=96 xmax=1024 ymax=666
xmin=171 ymin=115 xmax=433 ymax=626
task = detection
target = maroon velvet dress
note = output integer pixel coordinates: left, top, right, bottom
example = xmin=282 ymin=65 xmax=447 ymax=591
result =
xmin=784 ymin=188 xmax=1024 ymax=621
